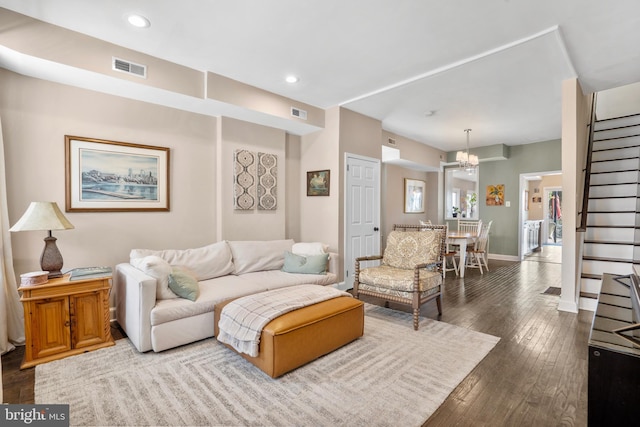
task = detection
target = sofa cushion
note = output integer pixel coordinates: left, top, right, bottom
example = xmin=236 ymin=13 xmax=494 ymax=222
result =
xmin=291 ymin=242 xmax=329 ymax=256
xmin=282 ymin=251 xmax=329 ymax=275
xmin=150 ymin=274 xmax=267 ymax=326
xmin=130 ymin=256 xmax=178 ymax=300
xmin=130 ymin=241 xmax=234 ymax=281
xmin=227 ymin=239 xmax=294 ymax=274
xmin=168 ymin=268 xmax=199 ymax=301
xmin=149 ymin=270 xmax=337 ymax=326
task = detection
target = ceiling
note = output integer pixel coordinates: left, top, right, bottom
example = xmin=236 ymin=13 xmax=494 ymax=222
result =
xmin=1 ymin=0 xmax=639 ymax=152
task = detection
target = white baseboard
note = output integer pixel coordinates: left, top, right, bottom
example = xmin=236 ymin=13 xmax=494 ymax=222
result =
xmin=110 ymin=307 xmax=116 ymax=322
xmin=557 ymin=299 xmax=579 ymax=313
xmin=488 ymin=253 xmax=519 ymax=262
xmin=578 ymin=297 xmax=597 ymax=312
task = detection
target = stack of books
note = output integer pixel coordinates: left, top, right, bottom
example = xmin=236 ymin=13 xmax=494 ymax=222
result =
xmin=68 ymin=266 xmax=112 ymax=281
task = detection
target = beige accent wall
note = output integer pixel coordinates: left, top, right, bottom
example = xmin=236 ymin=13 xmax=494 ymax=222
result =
xmin=218 ymin=117 xmax=287 ymax=240
xmin=381 ymin=130 xmax=445 ymax=169
xmin=207 ymin=73 xmax=324 ymax=128
xmin=285 ymin=134 xmax=301 ymax=242
xmin=0 ymin=9 xmax=204 ymax=98
xmin=299 ymin=106 xmax=340 ymax=252
xmin=381 ymin=165 xmax=430 ymax=237
xmin=0 ymin=69 xmax=217 ymax=280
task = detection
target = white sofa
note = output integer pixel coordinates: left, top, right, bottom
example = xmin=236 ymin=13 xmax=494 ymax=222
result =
xmin=114 ymin=239 xmax=338 ymax=353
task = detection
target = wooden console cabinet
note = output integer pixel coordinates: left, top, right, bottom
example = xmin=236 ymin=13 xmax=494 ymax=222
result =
xmin=19 ymin=274 xmax=114 ymax=369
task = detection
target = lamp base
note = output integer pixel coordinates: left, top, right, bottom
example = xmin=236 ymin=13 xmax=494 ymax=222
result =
xmin=41 ymin=235 xmax=64 ymax=279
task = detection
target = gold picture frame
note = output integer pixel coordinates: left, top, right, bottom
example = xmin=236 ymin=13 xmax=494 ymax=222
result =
xmin=65 ymin=135 xmax=170 ymax=212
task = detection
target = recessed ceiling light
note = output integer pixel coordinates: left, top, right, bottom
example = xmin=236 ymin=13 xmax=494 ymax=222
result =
xmin=285 ymin=75 xmax=299 ymax=84
xmin=127 ymin=14 xmax=151 ymax=28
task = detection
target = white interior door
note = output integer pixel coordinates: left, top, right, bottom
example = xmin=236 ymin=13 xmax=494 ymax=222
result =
xmin=344 ymin=154 xmax=380 ymax=290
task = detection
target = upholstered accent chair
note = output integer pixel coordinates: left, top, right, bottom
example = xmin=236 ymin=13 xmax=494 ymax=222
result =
xmin=353 ymin=224 xmax=447 ymax=330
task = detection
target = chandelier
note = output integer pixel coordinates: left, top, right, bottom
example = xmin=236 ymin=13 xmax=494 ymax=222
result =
xmin=456 ymin=128 xmax=479 ymax=171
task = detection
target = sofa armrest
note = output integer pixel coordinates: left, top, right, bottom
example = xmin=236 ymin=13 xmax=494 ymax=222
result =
xmin=328 ymin=252 xmax=339 ymax=275
xmin=114 ymin=263 xmax=157 ymax=353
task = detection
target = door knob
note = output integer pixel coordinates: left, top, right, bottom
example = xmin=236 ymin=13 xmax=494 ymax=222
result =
xmin=374 ymin=227 xmax=379 ymax=232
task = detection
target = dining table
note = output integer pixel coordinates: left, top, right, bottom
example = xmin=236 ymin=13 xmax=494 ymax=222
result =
xmin=446 ymin=231 xmax=478 ymax=278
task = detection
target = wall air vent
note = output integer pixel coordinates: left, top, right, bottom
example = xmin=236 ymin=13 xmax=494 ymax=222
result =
xmin=291 ymin=107 xmax=308 ymax=120
xmin=387 ymin=138 xmax=397 ymax=146
xmin=112 ymin=57 xmax=147 ymax=78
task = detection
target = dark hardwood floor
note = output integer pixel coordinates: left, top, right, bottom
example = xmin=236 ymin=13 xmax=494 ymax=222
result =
xmin=3 ymin=257 xmax=590 ymax=426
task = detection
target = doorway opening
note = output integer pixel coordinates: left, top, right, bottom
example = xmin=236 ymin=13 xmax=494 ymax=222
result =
xmin=544 ymin=188 xmax=562 ymax=246
xmin=519 ymin=172 xmax=562 ymax=263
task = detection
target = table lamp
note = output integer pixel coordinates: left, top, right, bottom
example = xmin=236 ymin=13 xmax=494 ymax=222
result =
xmin=9 ymin=201 xmax=75 ymax=279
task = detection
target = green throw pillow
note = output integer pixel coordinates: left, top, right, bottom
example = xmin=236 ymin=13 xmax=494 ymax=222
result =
xmin=168 ymin=268 xmax=199 ymax=301
xmin=282 ymin=251 xmax=329 ymax=275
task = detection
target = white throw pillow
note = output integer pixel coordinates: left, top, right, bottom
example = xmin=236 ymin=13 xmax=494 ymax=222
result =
xmin=292 ymin=242 xmax=329 ymax=257
xmin=130 ymin=255 xmax=178 ymax=300
xmin=130 ymin=241 xmax=234 ymax=281
xmin=227 ymin=239 xmax=295 ymax=274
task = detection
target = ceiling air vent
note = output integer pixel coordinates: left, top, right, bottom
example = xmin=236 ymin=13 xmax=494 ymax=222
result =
xmin=387 ymin=137 xmax=397 ymax=146
xmin=112 ymin=57 xmax=147 ymax=78
xmin=291 ymin=107 xmax=307 ymax=120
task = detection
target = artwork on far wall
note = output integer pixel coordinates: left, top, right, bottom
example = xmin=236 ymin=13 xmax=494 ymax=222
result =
xmin=257 ymin=152 xmax=277 ymax=210
xmin=307 ymin=170 xmax=330 ymax=196
xmin=233 ymin=149 xmax=278 ymax=210
xmin=65 ymin=135 xmax=170 ymax=212
xmin=486 ymin=184 xmax=505 ymax=206
xmin=234 ymin=149 xmax=256 ymax=210
xmin=404 ymin=178 xmax=425 ymax=213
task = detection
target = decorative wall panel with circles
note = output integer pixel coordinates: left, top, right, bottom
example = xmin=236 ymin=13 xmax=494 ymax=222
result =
xmin=233 ymin=149 xmax=256 ymax=210
xmin=257 ymin=152 xmax=277 ymax=210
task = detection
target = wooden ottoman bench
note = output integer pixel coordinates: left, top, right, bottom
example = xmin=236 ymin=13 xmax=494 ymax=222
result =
xmin=214 ymin=294 xmax=364 ymax=378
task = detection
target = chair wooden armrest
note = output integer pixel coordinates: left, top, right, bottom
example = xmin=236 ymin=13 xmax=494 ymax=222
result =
xmin=356 ymin=255 xmax=383 ymax=262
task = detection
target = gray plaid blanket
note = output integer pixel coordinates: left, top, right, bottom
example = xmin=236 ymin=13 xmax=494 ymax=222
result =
xmin=217 ymin=284 xmax=350 ymax=357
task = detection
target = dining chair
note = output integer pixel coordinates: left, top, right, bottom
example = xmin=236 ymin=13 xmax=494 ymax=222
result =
xmin=450 ymin=219 xmax=482 ymax=263
xmin=458 ymin=219 xmax=482 ymax=235
xmin=465 ymin=220 xmax=492 ymax=274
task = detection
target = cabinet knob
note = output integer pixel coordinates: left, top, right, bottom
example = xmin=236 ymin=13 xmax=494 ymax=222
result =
xmin=593 ymin=350 xmax=600 ymax=357
xmin=64 ymin=321 xmax=70 ymax=327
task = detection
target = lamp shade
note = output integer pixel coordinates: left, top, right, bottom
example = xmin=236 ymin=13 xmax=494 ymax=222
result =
xmin=9 ymin=202 xmax=74 ymax=232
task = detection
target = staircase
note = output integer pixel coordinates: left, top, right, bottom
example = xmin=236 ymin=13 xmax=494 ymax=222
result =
xmin=580 ymin=112 xmax=640 ymax=310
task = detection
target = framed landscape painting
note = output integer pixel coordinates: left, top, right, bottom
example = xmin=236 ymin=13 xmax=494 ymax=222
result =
xmin=307 ymin=170 xmax=330 ymax=196
xmin=65 ymin=136 xmax=170 ymax=212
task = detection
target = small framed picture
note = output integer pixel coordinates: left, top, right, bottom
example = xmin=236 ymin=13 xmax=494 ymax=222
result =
xmin=65 ymin=135 xmax=170 ymax=212
xmin=307 ymin=170 xmax=330 ymax=196
xmin=404 ymin=178 xmax=425 ymax=213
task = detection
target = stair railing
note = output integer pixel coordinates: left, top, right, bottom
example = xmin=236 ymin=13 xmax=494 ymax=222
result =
xmin=578 ymin=92 xmax=597 ymax=232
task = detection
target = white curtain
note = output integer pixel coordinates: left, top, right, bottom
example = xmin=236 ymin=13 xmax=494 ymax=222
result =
xmin=0 ymin=116 xmax=24 ymax=354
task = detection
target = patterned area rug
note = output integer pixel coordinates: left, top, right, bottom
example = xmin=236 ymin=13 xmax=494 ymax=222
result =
xmin=35 ymin=304 xmax=499 ymax=427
